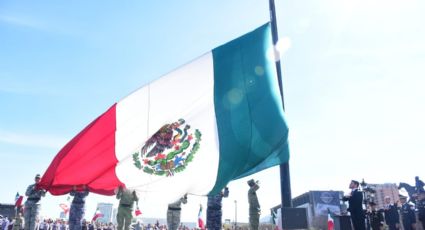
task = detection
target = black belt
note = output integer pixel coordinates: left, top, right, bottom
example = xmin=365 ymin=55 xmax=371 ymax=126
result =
xmin=72 ymin=201 xmax=85 ymax=204
xmin=28 ymin=198 xmax=40 ymax=202
xmin=168 ymin=207 xmax=181 ymax=211
xmin=120 ymin=204 xmax=132 ymax=207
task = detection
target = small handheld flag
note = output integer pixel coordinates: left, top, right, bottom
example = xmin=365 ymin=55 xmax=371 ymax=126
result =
xmin=92 ymin=209 xmax=103 ymax=221
xmin=198 ymin=204 xmax=205 ymax=230
xmin=59 ymin=203 xmax=69 ymax=214
xmin=327 ymin=209 xmax=334 ymax=230
xmin=135 ymin=208 xmax=142 ymax=216
xmin=14 ymin=192 xmax=23 ymax=208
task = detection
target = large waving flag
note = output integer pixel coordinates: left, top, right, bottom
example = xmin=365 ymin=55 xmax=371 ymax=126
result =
xmin=38 ymin=23 xmax=289 ymax=203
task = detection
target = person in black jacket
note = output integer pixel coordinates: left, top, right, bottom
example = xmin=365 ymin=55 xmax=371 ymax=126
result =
xmin=383 ymin=196 xmax=400 ymax=230
xmin=367 ymin=202 xmax=384 ymax=230
xmin=343 ymin=180 xmax=365 ymax=230
xmin=417 ymin=191 xmax=425 ymax=230
xmin=400 ymin=196 xmax=416 ymax=230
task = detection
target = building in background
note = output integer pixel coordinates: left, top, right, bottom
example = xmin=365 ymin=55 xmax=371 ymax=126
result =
xmin=96 ymin=203 xmax=113 ymax=223
xmin=111 ymin=208 xmax=117 ymax=224
xmin=365 ymin=183 xmax=399 ymax=209
xmin=292 ymin=191 xmax=344 ymax=230
xmin=0 ymin=204 xmax=16 ymax=219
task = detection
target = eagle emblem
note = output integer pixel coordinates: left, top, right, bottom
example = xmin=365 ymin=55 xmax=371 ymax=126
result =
xmin=132 ymin=119 xmax=201 ymax=176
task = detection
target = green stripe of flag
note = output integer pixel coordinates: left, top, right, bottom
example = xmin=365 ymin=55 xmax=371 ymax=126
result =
xmin=210 ymin=23 xmax=289 ymax=194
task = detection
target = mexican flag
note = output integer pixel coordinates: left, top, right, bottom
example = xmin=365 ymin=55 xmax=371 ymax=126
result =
xmin=38 ymin=23 xmax=289 ymax=203
xmin=15 ymin=192 xmax=23 ymax=208
xmin=327 ymin=210 xmax=334 ymax=230
xmin=92 ymin=209 xmax=103 ymax=221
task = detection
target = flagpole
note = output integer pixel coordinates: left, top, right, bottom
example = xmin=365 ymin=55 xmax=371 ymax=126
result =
xmin=269 ymin=0 xmax=293 ymax=209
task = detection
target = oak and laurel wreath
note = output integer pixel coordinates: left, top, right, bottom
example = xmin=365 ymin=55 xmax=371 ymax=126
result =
xmin=133 ymin=129 xmax=201 ymax=176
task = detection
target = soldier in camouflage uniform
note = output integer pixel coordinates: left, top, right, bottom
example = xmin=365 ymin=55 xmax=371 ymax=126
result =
xmin=12 ymin=213 xmax=23 ymax=230
xmin=248 ymin=179 xmax=260 ymax=230
xmin=12 ymin=212 xmax=24 ymax=230
xmin=116 ymin=187 xmax=138 ymax=230
xmin=207 ymin=187 xmax=229 ymax=230
xmin=24 ymin=174 xmax=46 ymax=230
xmin=69 ymin=185 xmax=89 ymax=230
xmin=167 ymin=195 xmax=188 ymax=230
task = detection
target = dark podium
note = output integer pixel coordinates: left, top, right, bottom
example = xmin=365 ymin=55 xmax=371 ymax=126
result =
xmin=333 ymin=215 xmax=352 ymax=230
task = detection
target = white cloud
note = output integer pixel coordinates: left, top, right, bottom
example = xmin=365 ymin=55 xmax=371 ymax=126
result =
xmin=0 ymin=14 xmax=47 ymax=31
xmin=0 ymin=130 xmax=68 ymax=149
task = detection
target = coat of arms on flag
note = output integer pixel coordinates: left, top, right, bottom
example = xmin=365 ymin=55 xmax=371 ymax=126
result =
xmin=132 ymin=118 xmax=201 ymax=176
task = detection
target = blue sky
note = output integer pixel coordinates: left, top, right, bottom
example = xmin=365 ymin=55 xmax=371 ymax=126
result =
xmin=1 ymin=0 xmax=425 ymax=223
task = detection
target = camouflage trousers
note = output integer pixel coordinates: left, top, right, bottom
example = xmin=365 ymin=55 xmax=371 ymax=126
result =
xmin=167 ymin=210 xmax=181 ymax=230
xmin=249 ymin=211 xmax=260 ymax=230
xmin=24 ymin=201 xmax=40 ymax=230
xmin=69 ymin=203 xmax=85 ymax=230
xmin=117 ymin=206 xmax=133 ymax=230
xmin=207 ymin=207 xmax=222 ymax=230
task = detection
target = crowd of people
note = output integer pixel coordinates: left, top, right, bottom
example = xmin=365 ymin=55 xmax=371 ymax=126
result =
xmin=343 ymin=179 xmax=425 ymax=230
xmin=3 ymin=174 xmax=262 ymax=230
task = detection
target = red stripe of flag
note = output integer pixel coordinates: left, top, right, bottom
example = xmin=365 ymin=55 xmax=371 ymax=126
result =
xmin=38 ymin=104 xmax=124 ymax=195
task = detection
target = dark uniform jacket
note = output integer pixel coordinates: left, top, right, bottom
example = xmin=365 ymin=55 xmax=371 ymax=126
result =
xmin=401 ymin=203 xmax=416 ymax=230
xmin=343 ymin=189 xmax=365 ymax=230
xmin=368 ymin=210 xmax=384 ymax=230
xmin=418 ymin=198 xmax=425 ymax=222
xmin=384 ymin=203 xmax=399 ymax=225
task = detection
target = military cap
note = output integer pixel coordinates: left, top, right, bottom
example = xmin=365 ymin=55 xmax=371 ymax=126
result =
xmin=247 ymin=179 xmax=256 ymax=187
xmin=399 ymin=194 xmax=408 ymax=199
xmin=35 ymin=174 xmax=41 ymax=178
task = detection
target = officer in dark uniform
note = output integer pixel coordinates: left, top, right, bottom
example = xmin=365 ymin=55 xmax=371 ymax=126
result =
xmin=69 ymin=185 xmax=89 ymax=230
xmin=417 ymin=191 xmax=425 ymax=230
xmin=367 ymin=202 xmax=384 ymax=230
xmin=342 ymin=180 xmax=365 ymax=230
xmin=400 ymin=195 xmax=416 ymax=230
xmin=383 ymin=196 xmax=400 ymax=230
xmin=206 ymin=187 xmax=229 ymax=230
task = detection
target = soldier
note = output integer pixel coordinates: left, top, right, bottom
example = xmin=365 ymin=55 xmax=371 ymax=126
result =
xmin=383 ymin=196 xmax=400 ymax=230
xmin=116 ymin=187 xmax=138 ymax=230
xmin=248 ymin=179 xmax=260 ymax=230
xmin=12 ymin=213 xmax=23 ymax=230
xmin=167 ymin=195 xmax=188 ymax=230
xmin=417 ymin=191 xmax=425 ymax=230
xmin=400 ymin=195 xmax=416 ymax=230
xmin=24 ymin=174 xmax=46 ymax=230
xmin=69 ymin=185 xmax=89 ymax=230
xmin=207 ymin=187 xmax=229 ymax=230
xmin=367 ymin=202 xmax=384 ymax=230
